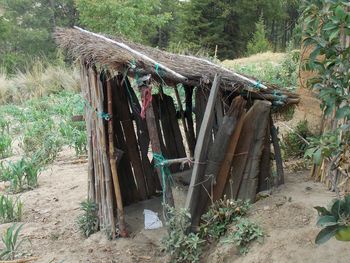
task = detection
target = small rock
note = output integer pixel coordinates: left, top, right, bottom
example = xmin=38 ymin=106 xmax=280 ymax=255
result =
xmin=263 ymin=206 xmax=270 ymax=211
xmin=88 ymin=248 xmax=93 ymax=253
xmin=305 ymin=186 xmax=312 ymax=191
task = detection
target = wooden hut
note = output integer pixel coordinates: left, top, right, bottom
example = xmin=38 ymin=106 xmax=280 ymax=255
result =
xmin=55 ymin=27 xmax=300 ymax=237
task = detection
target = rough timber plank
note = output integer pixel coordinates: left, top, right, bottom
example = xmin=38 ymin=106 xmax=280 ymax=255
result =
xmin=237 ymin=100 xmax=271 ymax=201
xmin=185 ymin=74 xmax=221 ymax=228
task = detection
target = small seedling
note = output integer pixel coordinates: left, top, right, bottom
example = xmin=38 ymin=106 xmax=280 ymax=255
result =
xmin=0 ymin=195 xmax=23 ymax=223
xmin=0 ymin=223 xmax=27 ymax=260
xmin=77 ymin=200 xmax=99 ymax=237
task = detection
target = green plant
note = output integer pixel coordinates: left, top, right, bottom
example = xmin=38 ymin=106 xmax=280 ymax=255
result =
xmin=223 ymin=218 xmax=263 ymax=254
xmin=163 ymin=207 xmax=205 ymax=263
xmin=314 ymin=195 xmax=350 ymax=244
xmin=0 ymin=118 xmax=12 ymax=159
xmin=77 ymin=200 xmax=99 ymax=238
xmin=0 ymin=195 xmax=23 ymax=223
xmin=305 ymin=131 xmax=341 ymax=165
xmin=246 ymin=16 xmax=271 ymax=56
xmin=281 ymin=120 xmax=313 ymax=159
xmin=0 ymin=224 xmax=27 ymax=260
xmin=200 ymin=198 xmax=251 ymax=240
xmin=1 ymin=157 xmax=41 ymax=193
xmin=59 ymin=121 xmax=87 ymax=156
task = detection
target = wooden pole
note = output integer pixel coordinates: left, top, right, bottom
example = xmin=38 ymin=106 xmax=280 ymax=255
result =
xmin=139 ymin=82 xmax=175 ymax=208
xmin=174 ymin=85 xmax=193 ymax=157
xmin=270 ymin=116 xmax=285 ymax=186
xmin=107 ymin=78 xmax=128 ymax=237
xmin=185 ymin=74 xmax=221 ymax=228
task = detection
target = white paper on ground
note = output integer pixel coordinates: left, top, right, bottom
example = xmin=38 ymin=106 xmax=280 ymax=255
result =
xmin=144 ymin=209 xmax=163 ymax=230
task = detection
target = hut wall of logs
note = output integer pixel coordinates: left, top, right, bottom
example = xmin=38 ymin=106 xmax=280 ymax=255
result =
xmin=55 ymin=27 xmax=300 ymax=238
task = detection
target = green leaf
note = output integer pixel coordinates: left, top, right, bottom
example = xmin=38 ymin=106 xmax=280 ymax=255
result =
xmin=313 ymin=148 xmax=322 ymax=164
xmin=315 ymin=225 xmax=338 ymax=244
xmin=314 ymin=206 xmax=332 ymax=216
xmin=335 ymin=5 xmax=346 ymax=21
xmin=317 ymin=215 xmax=337 ymax=226
xmin=336 ymin=106 xmax=350 ymax=119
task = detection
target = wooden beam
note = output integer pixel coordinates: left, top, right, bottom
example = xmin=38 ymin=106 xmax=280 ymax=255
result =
xmin=185 ymin=74 xmax=221 ymax=228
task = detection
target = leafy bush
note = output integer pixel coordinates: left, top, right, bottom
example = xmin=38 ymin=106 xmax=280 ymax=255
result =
xmin=314 ymin=195 xmax=350 ymax=244
xmin=281 ymin=120 xmax=313 ymax=159
xmin=163 ymin=207 xmax=204 ymax=263
xmin=77 ymin=200 xmax=99 ymax=238
xmin=0 ymin=195 xmax=23 ymax=223
xmin=223 ymin=218 xmax=263 ymax=254
xmin=59 ymin=121 xmax=87 ymax=156
xmin=1 ymin=158 xmax=41 ymax=193
xmin=0 ymin=224 xmax=27 ymax=260
xmin=200 ymin=199 xmax=251 ymax=240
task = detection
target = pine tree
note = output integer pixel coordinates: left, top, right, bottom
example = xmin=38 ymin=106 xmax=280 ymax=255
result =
xmin=246 ymin=16 xmax=271 ymax=55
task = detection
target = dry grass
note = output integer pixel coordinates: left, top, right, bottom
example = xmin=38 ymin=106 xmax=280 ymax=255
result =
xmin=221 ymin=52 xmax=286 ymax=69
xmin=0 ymin=62 xmax=80 ymax=104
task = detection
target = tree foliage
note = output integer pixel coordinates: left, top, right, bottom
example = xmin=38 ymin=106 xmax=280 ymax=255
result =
xmin=246 ymin=16 xmax=271 ymax=55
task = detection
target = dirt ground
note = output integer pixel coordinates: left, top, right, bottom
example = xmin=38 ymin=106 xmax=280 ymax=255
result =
xmin=1 ymin=147 xmax=349 ymax=263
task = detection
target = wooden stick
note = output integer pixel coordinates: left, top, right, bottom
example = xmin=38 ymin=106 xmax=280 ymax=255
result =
xmin=74 ymin=26 xmax=187 ymax=82
xmin=270 ymin=116 xmax=285 ymax=185
xmin=107 ymin=78 xmax=128 ymax=237
xmin=140 ymin=84 xmax=175 ymax=208
xmin=174 ymin=85 xmax=192 ymax=157
xmin=185 ymin=74 xmax=221 ymax=228
xmin=93 ymin=69 xmax=116 ymax=237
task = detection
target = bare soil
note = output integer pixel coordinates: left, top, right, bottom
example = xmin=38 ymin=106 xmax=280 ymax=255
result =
xmin=1 ymin=147 xmax=349 ymax=263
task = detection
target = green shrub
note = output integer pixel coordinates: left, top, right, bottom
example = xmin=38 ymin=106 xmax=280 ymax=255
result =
xmin=223 ymin=218 xmax=263 ymax=254
xmin=1 ymin=157 xmax=41 ymax=193
xmin=0 ymin=224 xmax=27 ymax=260
xmin=163 ymin=207 xmax=205 ymax=263
xmin=0 ymin=118 xmax=12 ymax=159
xmin=200 ymin=199 xmax=251 ymax=240
xmin=281 ymin=120 xmax=313 ymax=159
xmin=77 ymin=200 xmax=99 ymax=238
xmin=59 ymin=121 xmax=87 ymax=156
xmin=0 ymin=195 xmax=23 ymax=223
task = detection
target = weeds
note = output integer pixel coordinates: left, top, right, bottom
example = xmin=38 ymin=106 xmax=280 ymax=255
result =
xmin=0 ymin=118 xmax=11 ymax=159
xmin=163 ymin=207 xmax=204 ymax=263
xmin=1 ymin=158 xmax=41 ymax=193
xmin=223 ymin=219 xmax=263 ymax=254
xmin=77 ymin=200 xmax=99 ymax=238
xmin=200 ymin=198 xmax=251 ymax=240
xmin=281 ymin=120 xmax=313 ymax=159
xmin=0 ymin=224 xmax=27 ymax=260
xmin=0 ymin=195 xmax=23 ymax=223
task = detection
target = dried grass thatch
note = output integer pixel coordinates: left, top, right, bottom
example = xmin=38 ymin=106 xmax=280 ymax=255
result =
xmin=54 ymin=27 xmax=300 ymax=107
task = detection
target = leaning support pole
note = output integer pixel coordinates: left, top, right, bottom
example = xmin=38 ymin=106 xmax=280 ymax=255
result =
xmin=106 ymin=78 xmax=128 ymax=238
xmin=185 ymin=74 xmax=221 ymax=229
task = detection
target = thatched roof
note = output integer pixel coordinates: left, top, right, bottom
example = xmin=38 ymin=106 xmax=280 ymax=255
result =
xmin=54 ymin=27 xmax=300 ymax=107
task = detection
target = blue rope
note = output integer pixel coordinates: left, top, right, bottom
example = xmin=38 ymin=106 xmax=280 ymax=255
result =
xmin=153 ymin=153 xmax=173 ymax=204
xmin=82 ymin=98 xmax=111 ymax=121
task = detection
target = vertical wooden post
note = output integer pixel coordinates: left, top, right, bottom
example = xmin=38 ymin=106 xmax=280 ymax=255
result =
xmin=106 ymin=78 xmax=128 ymax=237
xmin=270 ymin=116 xmax=285 ymax=186
xmin=140 ymin=82 xmax=175 ymax=208
xmin=185 ymin=74 xmax=221 ymax=228
xmin=184 ymin=86 xmax=196 ymax=154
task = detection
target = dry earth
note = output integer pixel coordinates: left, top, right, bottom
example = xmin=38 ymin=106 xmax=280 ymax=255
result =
xmin=0 ymin=147 xmax=349 ymax=263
